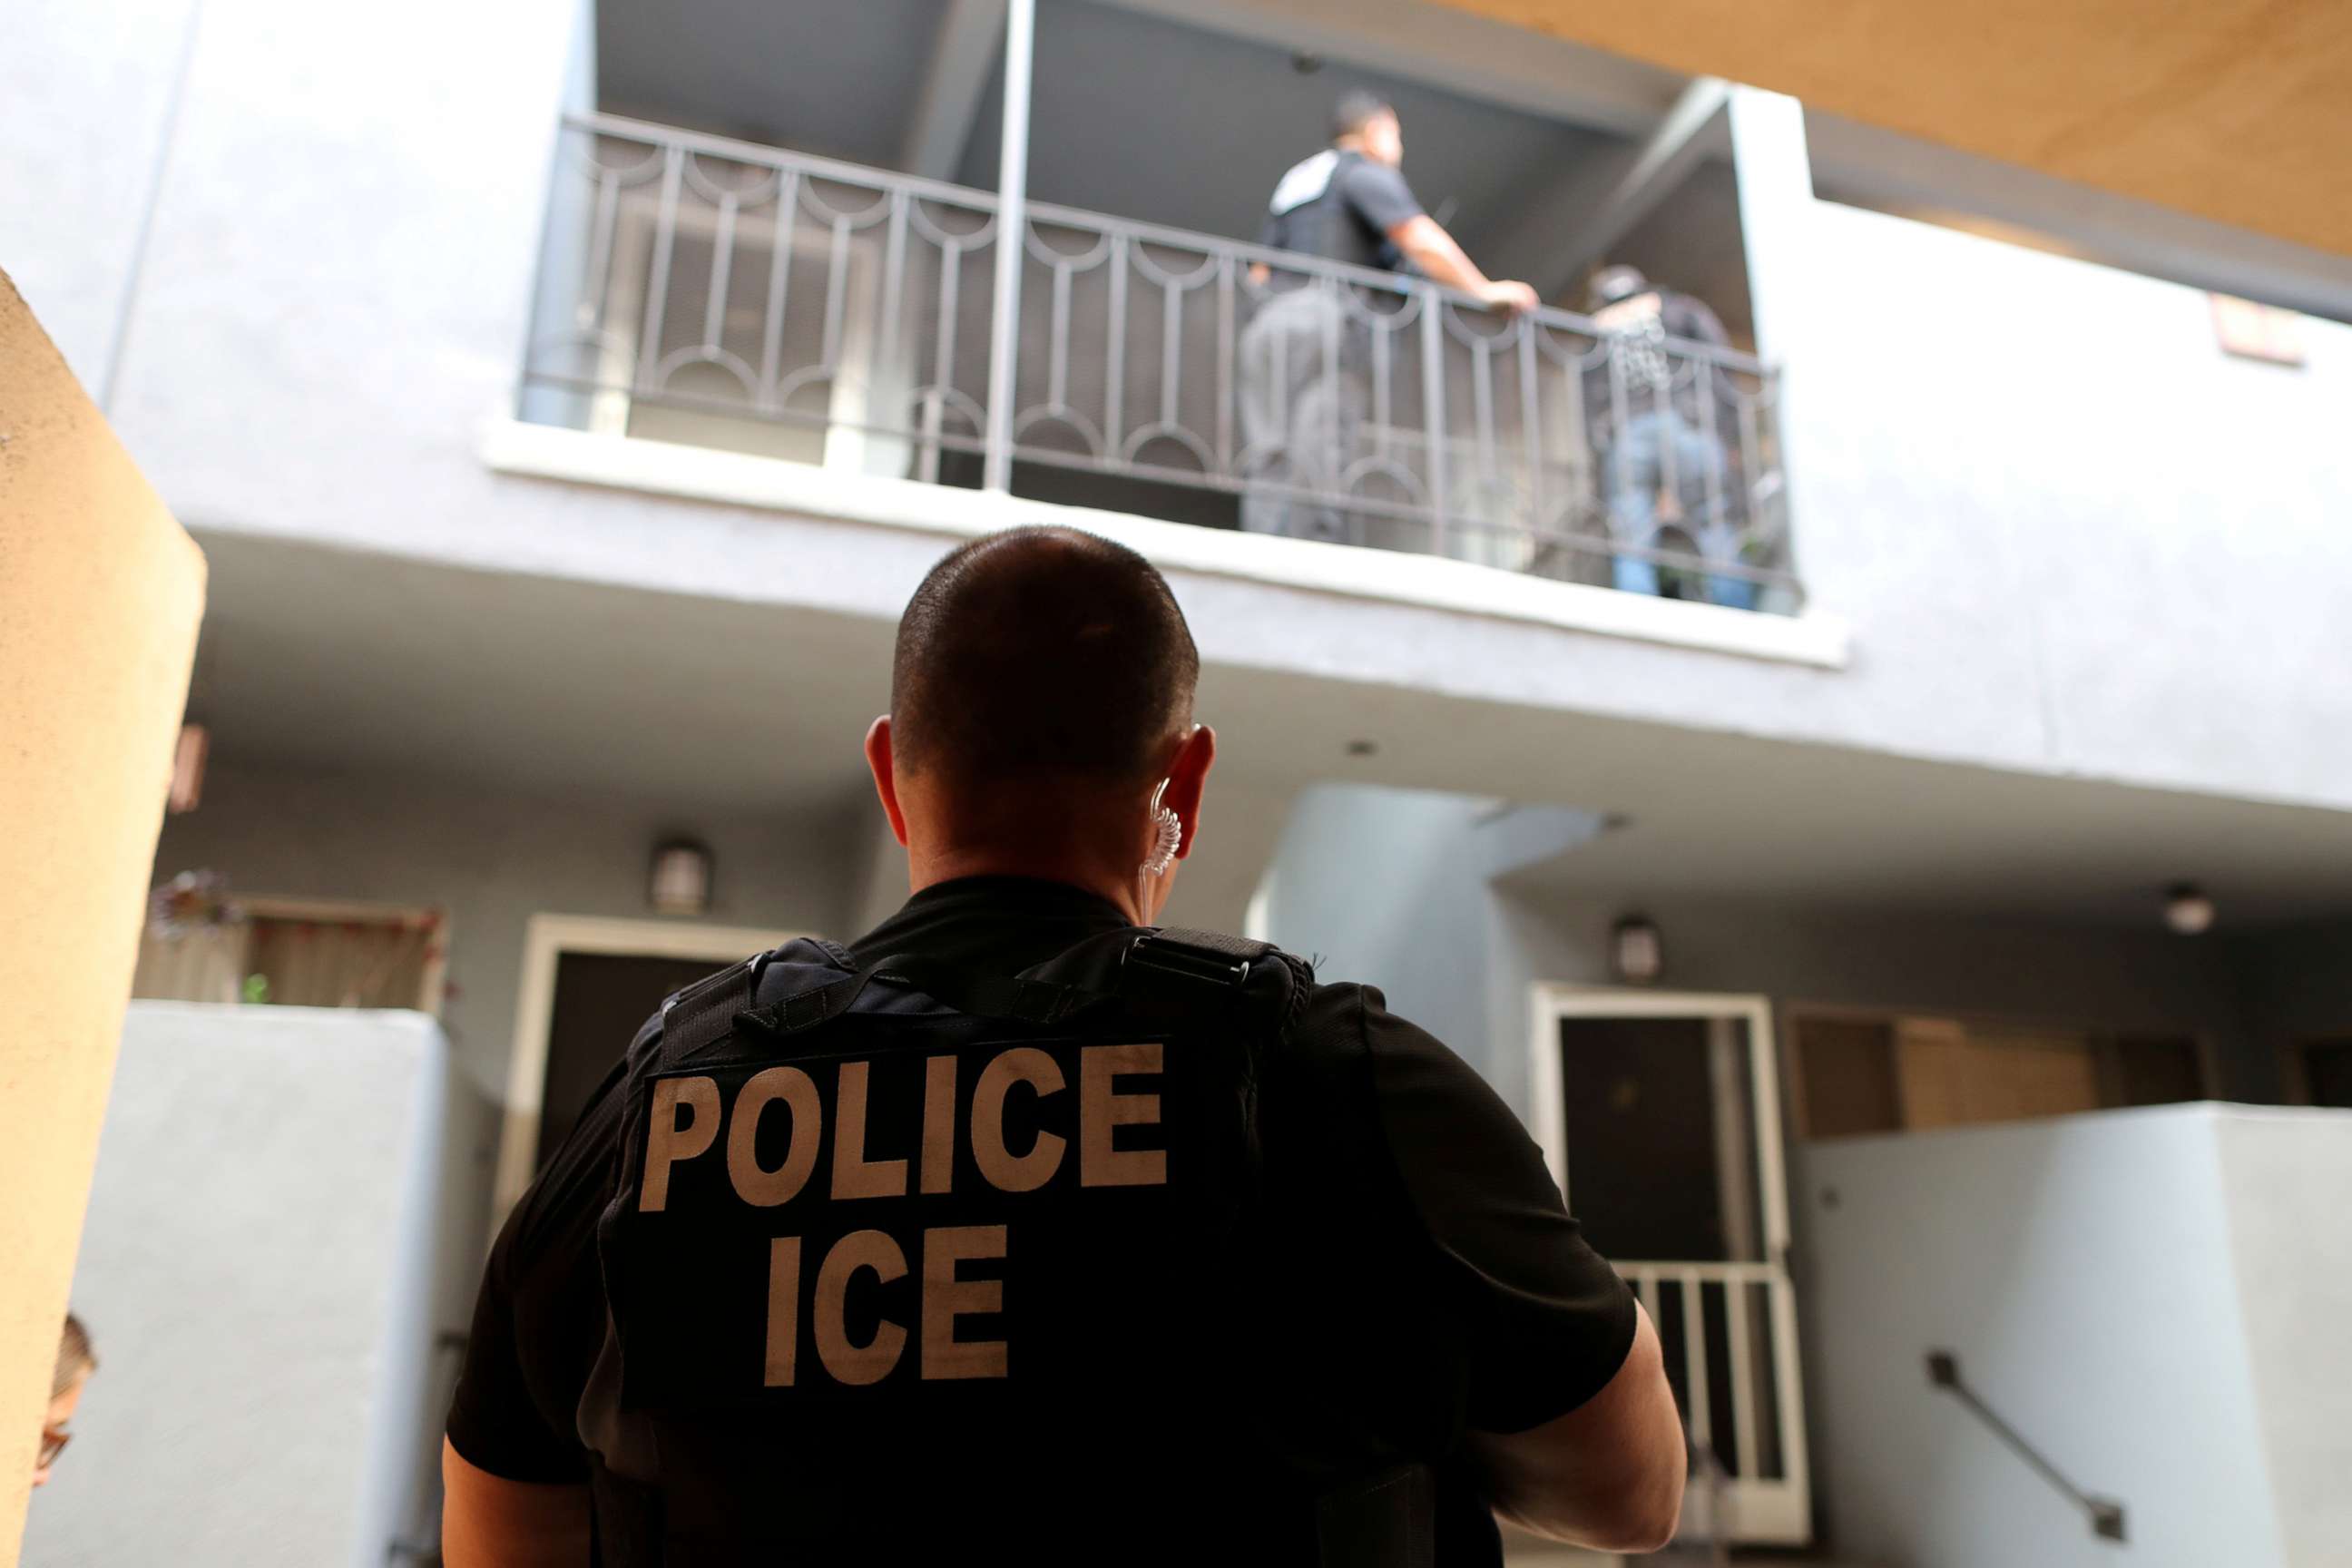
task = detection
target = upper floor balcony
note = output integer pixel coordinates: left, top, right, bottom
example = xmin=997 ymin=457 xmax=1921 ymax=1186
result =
xmin=515 ymin=113 xmax=1798 ymax=613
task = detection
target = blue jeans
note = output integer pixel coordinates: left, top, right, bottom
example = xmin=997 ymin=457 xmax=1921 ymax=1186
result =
xmin=1606 ymin=410 xmax=1757 ymax=610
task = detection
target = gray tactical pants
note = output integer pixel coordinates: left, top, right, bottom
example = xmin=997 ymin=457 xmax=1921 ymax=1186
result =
xmin=1238 ymin=289 xmax=1364 ymax=543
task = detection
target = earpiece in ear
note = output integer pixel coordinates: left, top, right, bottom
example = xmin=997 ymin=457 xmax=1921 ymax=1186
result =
xmin=1141 ymin=779 xmax=1181 ymax=878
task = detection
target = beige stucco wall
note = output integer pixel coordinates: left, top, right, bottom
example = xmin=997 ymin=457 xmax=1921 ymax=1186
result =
xmin=0 ymin=271 xmax=205 ymax=1565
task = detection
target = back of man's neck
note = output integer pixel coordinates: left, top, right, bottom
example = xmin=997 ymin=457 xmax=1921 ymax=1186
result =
xmin=907 ymin=846 xmax=1144 ymax=926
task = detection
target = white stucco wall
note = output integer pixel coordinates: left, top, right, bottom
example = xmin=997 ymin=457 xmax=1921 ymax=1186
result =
xmin=1799 ymin=1106 xmax=2348 ymax=1568
xmin=24 ymin=1005 xmax=459 ymax=1568
xmin=1258 ymin=786 xmax=1603 ymax=1066
xmin=144 ymin=759 xmax=867 ymax=1348
xmin=0 ymin=0 xmax=201 ymax=392
xmin=2210 ymin=1110 xmax=2352 ymax=1567
xmin=1258 ymin=787 xmax=1493 ymax=1044
xmin=1735 ymin=89 xmax=2352 ymax=813
xmin=7 ymin=5 xmax=2352 ymax=824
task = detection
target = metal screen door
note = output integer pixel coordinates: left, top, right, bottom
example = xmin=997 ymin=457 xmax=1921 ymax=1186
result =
xmin=1526 ymin=985 xmax=1810 ymax=1545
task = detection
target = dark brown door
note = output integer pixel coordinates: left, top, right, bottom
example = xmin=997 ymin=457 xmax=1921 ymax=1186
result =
xmin=2307 ymin=1038 xmax=2352 ymax=1109
xmin=535 ymin=951 xmax=737 ymax=1171
xmin=1559 ymin=1016 xmax=1731 ymax=1262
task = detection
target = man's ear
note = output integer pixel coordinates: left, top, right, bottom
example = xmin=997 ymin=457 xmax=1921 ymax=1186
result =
xmin=1161 ymin=725 xmax=1216 ymax=861
xmin=864 ymin=716 xmax=909 ymax=848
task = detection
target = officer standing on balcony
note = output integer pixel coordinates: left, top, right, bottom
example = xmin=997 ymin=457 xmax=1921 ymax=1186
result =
xmin=441 ymin=525 xmax=1683 ymax=1567
xmin=1583 ymin=264 xmax=1755 ymax=608
xmin=1241 ymin=91 xmax=1540 ymax=544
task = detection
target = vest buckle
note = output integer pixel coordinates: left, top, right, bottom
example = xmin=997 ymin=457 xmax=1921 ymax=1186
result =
xmin=1122 ymin=932 xmax=1252 ymax=987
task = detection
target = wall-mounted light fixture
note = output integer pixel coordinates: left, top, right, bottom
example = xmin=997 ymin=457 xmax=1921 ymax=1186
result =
xmin=1612 ymin=914 xmax=1662 ymax=985
xmin=2164 ymin=883 xmax=2215 ymax=936
xmin=650 ymin=838 xmax=712 ymax=917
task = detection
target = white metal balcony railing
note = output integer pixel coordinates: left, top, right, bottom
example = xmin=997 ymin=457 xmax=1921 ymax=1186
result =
xmin=1617 ymin=1259 xmax=1809 ymax=1544
xmin=521 ymin=114 xmax=1797 ymax=608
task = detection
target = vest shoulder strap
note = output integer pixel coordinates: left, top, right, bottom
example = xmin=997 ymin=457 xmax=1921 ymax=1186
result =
xmin=657 ymin=927 xmax=1304 ymax=1065
xmin=656 ymin=954 xmax=763 ymax=1063
xmin=1127 ymin=926 xmax=1268 ymax=977
xmin=751 ymin=950 xmax=1105 ymax=1039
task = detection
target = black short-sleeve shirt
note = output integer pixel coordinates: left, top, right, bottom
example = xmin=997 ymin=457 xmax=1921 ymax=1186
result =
xmin=1259 ymin=149 xmax=1426 ymax=273
xmin=448 ymin=877 xmax=1634 ymax=1543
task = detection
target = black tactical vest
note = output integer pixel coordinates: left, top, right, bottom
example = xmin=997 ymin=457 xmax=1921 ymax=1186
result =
xmin=576 ymin=927 xmax=1436 ymax=1566
xmin=1267 ymin=149 xmax=1403 ymax=274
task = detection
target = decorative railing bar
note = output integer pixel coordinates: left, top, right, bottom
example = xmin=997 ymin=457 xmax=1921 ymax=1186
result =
xmin=1214 ymin=256 xmax=1235 ymax=474
xmin=576 ymin=112 xmax=1001 ymax=213
xmin=758 ymin=171 xmax=796 ymax=410
xmin=1681 ymin=1265 xmax=1713 ymax=1453
xmin=524 ymin=113 xmax=1797 ymax=605
xmin=1419 ymin=300 xmax=1449 ymax=559
xmin=1025 ymin=191 xmax=1765 ymax=375
xmin=1104 ymin=234 xmax=1128 ymax=452
xmin=564 ymin=113 xmax=1765 ymax=370
xmin=1725 ymin=1278 xmax=1761 ymax=1487
xmin=1615 ymin=1259 xmax=1807 ymax=1507
xmin=633 ymin=145 xmax=682 ymax=396
xmin=875 ymin=192 xmax=908 ymax=407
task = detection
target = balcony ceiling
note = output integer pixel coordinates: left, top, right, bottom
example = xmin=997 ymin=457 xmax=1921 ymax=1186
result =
xmin=189 ymin=531 xmax=2352 ymax=933
xmin=1436 ymin=0 xmax=2352 ymax=259
xmin=955 ymin=0 xmax=1616 ymax=247
xmin=598 ymin=0 xmax=946 ymax=171
xmin=597 ymin=0 xmax=2351 ymax=323
xmin=596 ymin=0 xmax=1626 ymax=249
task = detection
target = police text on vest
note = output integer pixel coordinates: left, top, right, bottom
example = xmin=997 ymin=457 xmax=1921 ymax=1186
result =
xmin=636 ymin=1044 xmax=1167 ymax=1385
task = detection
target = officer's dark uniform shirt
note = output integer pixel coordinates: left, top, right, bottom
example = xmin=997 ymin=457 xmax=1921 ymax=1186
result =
xmin=1588 ymin=286 xmax=1739 ymax=444
xmin=1592 ymin=288 xmax=1731 ymax=393
xmin=1259 ymin=148 xmax=1426 ymax=273
xmin=448 ymin=876 xmax=1635 ymax=1562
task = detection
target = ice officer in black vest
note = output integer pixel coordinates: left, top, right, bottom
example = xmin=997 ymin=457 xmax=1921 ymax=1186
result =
xmin=442 ymin=525 xmax=1684 ymax=1566
xmin=1241 ymin=92 xmax=1541 ymax=544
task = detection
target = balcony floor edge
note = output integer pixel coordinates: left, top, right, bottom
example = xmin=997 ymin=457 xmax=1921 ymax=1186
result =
xmin=477 ymin=416 xmax=1853 ymax=671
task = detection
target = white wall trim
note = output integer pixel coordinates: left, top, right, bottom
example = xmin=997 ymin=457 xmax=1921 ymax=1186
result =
xmin=490 ymin=913 xmax=799 ymax=1226
xmin=480 ymin=416 xmax=1852 ymax=670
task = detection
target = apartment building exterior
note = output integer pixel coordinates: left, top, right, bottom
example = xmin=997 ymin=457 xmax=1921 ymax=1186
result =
xmin=11 ymin=0 xmax=2351 ymax=1563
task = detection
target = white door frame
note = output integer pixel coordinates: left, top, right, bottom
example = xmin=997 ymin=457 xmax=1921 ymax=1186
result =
xmin=491 ymin=914 xmax=800 ymax=1226
xmin=1526 ymin=983 xmax=1809 ymax=1545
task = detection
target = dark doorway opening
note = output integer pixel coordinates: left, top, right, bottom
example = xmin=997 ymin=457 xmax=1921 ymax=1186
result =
xmin=1557 ymin=1015 xmax=1764 ymax=1265
xmin=2303 ymin=1037 xmax=2352 ymax=1109
xmin=534 ymin=950 xmax=737 ymax=1171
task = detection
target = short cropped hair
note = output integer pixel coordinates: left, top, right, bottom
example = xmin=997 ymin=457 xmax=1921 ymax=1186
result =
xmin=890 ymin=527 xmax=1199 ymax=786
xmin=1331 ymin=90 xmax=1394 ymax=143
xmin=1588 ymin=264 xmax=1650 ymax=309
